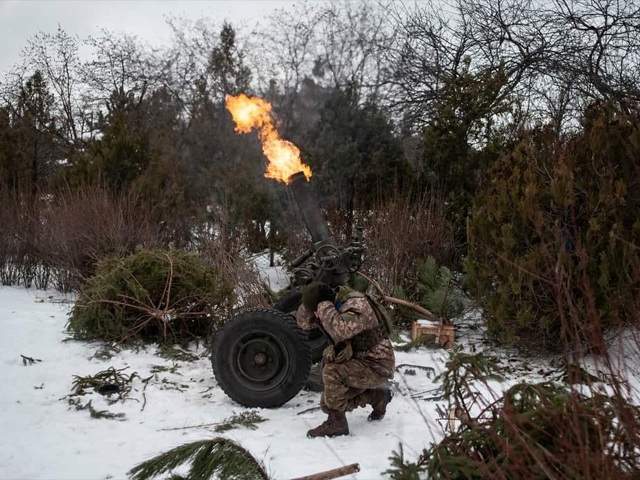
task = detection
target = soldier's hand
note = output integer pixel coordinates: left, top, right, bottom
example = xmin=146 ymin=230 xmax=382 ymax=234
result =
xmin=302 ymin=281 xmax=334 ymax=311
xmin=322 ymin=345 xmax=336 ymax=364
xmin=317 ymin=283 xmax=335 ymax=304
xmin=334 ymin=342 xmax=353 ymax=363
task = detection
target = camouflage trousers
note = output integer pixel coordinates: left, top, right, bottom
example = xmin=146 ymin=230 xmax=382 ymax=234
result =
xmin=320 ymin=358 xmax=390 ymax=413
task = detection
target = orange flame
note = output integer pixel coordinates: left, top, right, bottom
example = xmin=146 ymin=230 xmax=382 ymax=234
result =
xmin=225 ymin=94 xmax=312 ymax=184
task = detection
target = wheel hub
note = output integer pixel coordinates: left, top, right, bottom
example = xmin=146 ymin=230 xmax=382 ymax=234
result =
xmin=231 ymin=331 xmax=290 ymax=392
xmin=254 ymin=352 xmax=267 ymax=366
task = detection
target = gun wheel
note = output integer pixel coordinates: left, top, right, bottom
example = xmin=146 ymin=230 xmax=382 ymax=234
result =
xmin=212 ymin=308 xmax=312 ymax=408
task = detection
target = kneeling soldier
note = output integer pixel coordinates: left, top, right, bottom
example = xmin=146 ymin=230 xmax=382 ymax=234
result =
xmin=296 ymin=281 xmax=395 ymax=438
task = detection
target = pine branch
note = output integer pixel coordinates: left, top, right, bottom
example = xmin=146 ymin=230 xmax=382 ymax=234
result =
xmin=128 ymin=438 xmax=270 ymax=480
xmin=21 ymin=354 xmax=42 ymax=366
xmin=395 ymin=334 xmax=439 ymax=352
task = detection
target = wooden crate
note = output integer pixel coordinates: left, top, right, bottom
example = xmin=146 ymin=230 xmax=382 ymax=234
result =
xmin=411 ymin=320 xmax=455 ymax=349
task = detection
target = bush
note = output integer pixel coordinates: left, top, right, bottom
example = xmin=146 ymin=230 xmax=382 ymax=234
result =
xmin=37 ymin=187 xmax=161 ymax=291
xmin=387 ymin=351 xmax=640 ymax=479
xmin=466 ymin=104 xmax=640 ymax=350
xmin=0 ymin=187 xmax=161 ymax=291
xmin=388 ymin=382 xmax=640 ymax=479
xmin=393 ymin=256 xmax=465 ymax=328
xmin=68 ymin=247 xmax=234 ymax=344
xmin=195 ymin=224 xmax=272 ymax=309
xmin=278 ymin=191 xmax=454 ymax=303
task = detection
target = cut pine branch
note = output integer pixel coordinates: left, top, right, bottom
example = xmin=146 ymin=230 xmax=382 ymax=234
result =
xmin=128 ymin=438 xmax=269 ymax=480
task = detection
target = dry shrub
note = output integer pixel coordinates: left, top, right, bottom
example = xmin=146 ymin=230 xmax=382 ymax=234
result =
xmin=0 ymin=187 xmax=161 ymax=292
xmin=37 ymin=187 xmax=160 ymax=290
xmin=362 ymin=192 xmax=453 ymax=299
xmin=0 ymin=191 xmax=50 ymax=288
xmin=196 ymin=225 xmax=272 ymax=310
xmin=0 ymin=190 xmax=25 ymax=286
xmin=277 ymin=190 xmax=453 ymax=302
xmin=194 ymin=203 xmax=272 ymax=308
xmin=278 ymin=200 xmax=313 ymax=266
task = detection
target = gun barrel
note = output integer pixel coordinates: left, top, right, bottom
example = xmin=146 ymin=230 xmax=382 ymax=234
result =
xmin=288 ymin=171 xmax=335 ymax=246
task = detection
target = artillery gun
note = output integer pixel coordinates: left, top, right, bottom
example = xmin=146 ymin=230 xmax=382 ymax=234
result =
xmin=211 ymin=172 xmax=364 ymax=408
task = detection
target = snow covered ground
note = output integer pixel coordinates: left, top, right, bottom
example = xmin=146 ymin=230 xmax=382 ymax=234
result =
xmin=1 ymin=284 xmax=639 ymax=479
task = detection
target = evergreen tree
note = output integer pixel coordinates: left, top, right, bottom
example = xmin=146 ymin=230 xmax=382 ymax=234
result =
xmin=60 ymin=86 xmax=151 ymax=192
xmin=94 ymin=87 xmax=152 ymax=190
xmin=466 ymin=103 xmax=640 ymax=351
xmin=208 ymin=22 xmax=252 ymax=99
xmin=5 ymin=71 xmax=60 ymax=195
xmin=304 ymin=82 xmax=408 ymax=235
xmin=0 ymin=107 xmax=19 ymax=190
xmin=419 ymin=60 xmax=514 ymax=243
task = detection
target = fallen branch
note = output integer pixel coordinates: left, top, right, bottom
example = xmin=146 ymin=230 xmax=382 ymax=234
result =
xmin=357 ymin=272 xmax=440 ymax=322
xmin=291 ymin=463 xmax=360 ymax=480
xmin=296 ymin=406 xmax=322 ymax=416
xmin=383 ymin=296 xmax=440 ymax=322
xmin=21 ymin=355 xmax=42 ymax=366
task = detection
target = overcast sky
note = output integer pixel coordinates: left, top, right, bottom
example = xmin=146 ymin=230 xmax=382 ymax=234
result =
xmin=0 ymin=0 xmax=301 ymax=74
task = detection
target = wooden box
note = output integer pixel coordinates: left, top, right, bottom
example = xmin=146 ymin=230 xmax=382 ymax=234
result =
xmin=411 ymin=320 xmax=455 ymax=349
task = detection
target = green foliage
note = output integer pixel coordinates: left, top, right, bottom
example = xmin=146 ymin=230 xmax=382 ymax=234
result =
xmin=0 ymin=71 xmax=60 ymax=195
xmin=156 ymin=345 xmax=201 ymax=362
xmin=303 ymin=82 xmax=409 ymax=213
xmin=387 ymin=352 xmax=640 ymax=479
xmin=417 ymin=257 xmax=464 ymax=320
xmin=386 ymin=444 xmax=429 ymax=480
xmin=348 ymin=272 xmax=370 ymax=293
xmin=391 ymin=257 xmax=465 ymax=329
xmin=209 ymin=22 xmax=252 ymax=96
xmin=467 ymin=103 xmax=640 ymax=350
xmin=389 ymin=287 xmax=417 ymax=329
xmin=67 ymin=398 xmax=127 ymax=421
xmin=20 ymin=354 xmax=42 ymax=366
xmin=214 ymin=412 xmax=266 ymax=433
xmin=128 ymin=438 xmax=270 ymax=480
xmin=420 ymin=60 xmax=515 ymax=243
xmin=436 ymin=351 xmax=505 ymax=415
xmin=68 ymin=247 xmax=234 ymax=345
xmin=70 ymin=366 xmax=139 ymax=403
xmin=425 ymin=383 xmax=640 ymax=479
xmin=62 ymin=87 xmax=151 ymax=192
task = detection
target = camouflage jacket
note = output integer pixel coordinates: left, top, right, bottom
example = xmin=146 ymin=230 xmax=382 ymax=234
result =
xmin=296 ymin=287 xmax=395 ymax=378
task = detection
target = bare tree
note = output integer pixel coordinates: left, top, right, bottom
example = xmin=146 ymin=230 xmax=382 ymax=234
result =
xmin=81 ymin=30 xmax=157 ymax=112
xmin=386 ymin=0 xmax=640 ymax=132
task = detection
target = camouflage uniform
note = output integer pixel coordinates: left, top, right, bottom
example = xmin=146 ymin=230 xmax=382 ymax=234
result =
xmin=296 ymin=287 xmax=395 ymax=413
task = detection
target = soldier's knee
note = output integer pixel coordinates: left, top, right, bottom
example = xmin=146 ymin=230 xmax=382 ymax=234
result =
xmin=322 ymin=363 xmax=342 ymax=383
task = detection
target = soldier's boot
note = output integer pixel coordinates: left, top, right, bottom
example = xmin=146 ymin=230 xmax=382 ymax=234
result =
xmin=307 ymin=410 xmax=349 ymax=438
xmin=368 ymin=386 xmax=393 ymax=421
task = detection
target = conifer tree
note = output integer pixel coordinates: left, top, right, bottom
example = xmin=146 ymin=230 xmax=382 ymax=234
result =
xmin=7 ymin=71 xmax=60 ymax=195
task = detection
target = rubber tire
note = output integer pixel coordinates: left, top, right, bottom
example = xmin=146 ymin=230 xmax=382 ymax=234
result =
xmin=274 ymin=291 xmax=328 ymax=364
xmin=212 ymin=308 xmax=312 ymax=408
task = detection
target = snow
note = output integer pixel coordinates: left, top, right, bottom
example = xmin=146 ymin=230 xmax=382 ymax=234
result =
xmin=415 ymin=319 xmax=440 ymax=327
xmin=2 ymin=285 xmax=639 ymax=479
xmin=0 ymin=287 xmax=450 ymax=479
xmin=250 ymin=252 xmax=291 ymax=292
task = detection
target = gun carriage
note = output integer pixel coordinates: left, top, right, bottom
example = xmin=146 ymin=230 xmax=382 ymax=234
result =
xmin=212 ymin=172 xmax=364 ymax=408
